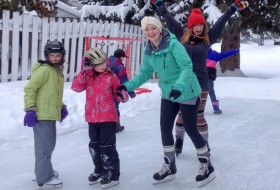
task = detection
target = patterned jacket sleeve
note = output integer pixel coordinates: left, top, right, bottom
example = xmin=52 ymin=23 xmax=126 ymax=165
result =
xmin=71 ymin=70 xmax=87 ymax=93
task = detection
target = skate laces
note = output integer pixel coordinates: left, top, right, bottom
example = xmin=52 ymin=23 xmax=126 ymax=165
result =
xmin=158 ymin=163 xmax=171 ymax=176
xmin=91 ymin=173 xmax=100 ymax=177
xmin=198 ymin=163 xmax=209 ymax=175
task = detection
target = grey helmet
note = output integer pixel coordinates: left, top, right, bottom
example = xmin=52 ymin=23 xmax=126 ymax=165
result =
xmin=85 ymin=48 xmax=107 ymax=65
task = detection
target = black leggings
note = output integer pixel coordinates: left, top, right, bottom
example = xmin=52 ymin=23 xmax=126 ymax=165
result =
xmin=160 ymin=98 xmax=206 ymax=149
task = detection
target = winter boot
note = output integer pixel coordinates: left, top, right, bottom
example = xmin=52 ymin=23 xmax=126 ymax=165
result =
xmin=153 ymin=157 xmax=177 ymax=184
xmin=175 ymin=138 xmax=183 ymax=156
xmin=212 ymin=100 xmax=222 ymax=114
xmin=196 ymin=157 xmax=215 ymax=187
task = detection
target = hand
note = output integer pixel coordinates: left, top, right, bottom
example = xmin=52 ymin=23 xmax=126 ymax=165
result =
xmin=24 ymin=110 xmax=38 ymax=127
xmin=231 ymin=0 xmax=249 ymax=12
xmin=115 ymin=90 xmax=129 ymax=103
xmin=116 ymin=85 xmax=127 ymax=92
xmin=129 ymin=92 xmax=136 ymax=98
xmin=61 ymin=107 xmax=68 ymax=122
xmin=169 ymin=89 xmax=182 ymax=101
xmin=81 ymin=57 xmax=93 ymax=75
xmin=150 ymin=0 xmax=164 ymax=7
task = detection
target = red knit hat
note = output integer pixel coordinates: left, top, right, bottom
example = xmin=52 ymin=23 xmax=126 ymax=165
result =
xmin=187 ymin=8 xmax=206 ymax=29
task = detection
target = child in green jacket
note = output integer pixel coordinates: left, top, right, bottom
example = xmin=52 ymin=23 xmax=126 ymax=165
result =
xmin=23 ymin=40 xmax=68 ymax=188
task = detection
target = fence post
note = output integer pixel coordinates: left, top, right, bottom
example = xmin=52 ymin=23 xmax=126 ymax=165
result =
xmin=1 ymin=11 xmax=10 ymax=82
xmin=11 ymin=12 xmax=20 ymax=81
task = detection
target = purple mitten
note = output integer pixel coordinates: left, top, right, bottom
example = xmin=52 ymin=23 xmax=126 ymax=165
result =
xmin=24 ymin=111 xmax=38 ymax=127
xmin=61 ymin=107 xmax=68 ymax=122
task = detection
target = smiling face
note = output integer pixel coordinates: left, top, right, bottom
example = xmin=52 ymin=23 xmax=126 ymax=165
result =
xmin=47 ymin=53 xmax=64 ymax=65
xmin=144 ymin=24 xmax=161 ymax=46
xmin=192 ymin=24 xmax=205 ymax=36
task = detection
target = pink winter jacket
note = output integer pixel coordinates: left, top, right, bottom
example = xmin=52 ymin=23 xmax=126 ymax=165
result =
xmin=71 ymin=69 xmax=121 ymax=123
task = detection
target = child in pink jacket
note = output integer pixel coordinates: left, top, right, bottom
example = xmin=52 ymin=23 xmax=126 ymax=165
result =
xmin=71 ymin=48 xmax=128 ymax=189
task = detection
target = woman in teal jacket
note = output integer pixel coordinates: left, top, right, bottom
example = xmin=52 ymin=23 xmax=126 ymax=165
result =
xmin=117 ymin=16 xmax=213 ymax=185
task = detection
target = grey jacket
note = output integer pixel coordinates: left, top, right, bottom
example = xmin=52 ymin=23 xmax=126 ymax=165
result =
xmin=157 ymin=6 xmax=235 ymax=90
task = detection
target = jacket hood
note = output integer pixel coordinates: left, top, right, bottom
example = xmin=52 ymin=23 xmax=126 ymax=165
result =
xmin=32 ymin=61 xmax=45 ymax=73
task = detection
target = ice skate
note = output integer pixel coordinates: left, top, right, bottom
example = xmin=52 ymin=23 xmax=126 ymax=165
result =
xmin=153 ymin=157 xmax=176 ymax=184
xmin=35 ymin=176 xmax=63 ymax=190
xmin=32 ymin=170 xmax=59 ymax=182
xmin=196 ymin=160 xmax=215 ymax=187
xmin=100 ymin=171 xmax=120 ymax=189
xmin=88 ymin=172 xmax=101 ymax=185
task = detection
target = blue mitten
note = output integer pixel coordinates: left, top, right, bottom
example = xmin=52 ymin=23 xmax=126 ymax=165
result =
xmin=61 ymin=107 xmax=68 ymax=122
xmin=24 ymin=111 xmax=38 ymax=127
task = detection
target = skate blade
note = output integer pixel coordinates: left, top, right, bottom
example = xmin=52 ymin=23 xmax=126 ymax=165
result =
xmin=101 ymin=181 xmax=120 ymax=189
xmin=152 ymin=174 xmax=175 ymax=185
xmin=34 ymin=183 xmax=63 ymax=190
xmin=197 ymin=173 xmax=215 ymax=187
xmin=89 ymin=178 xmax=101 ymax=185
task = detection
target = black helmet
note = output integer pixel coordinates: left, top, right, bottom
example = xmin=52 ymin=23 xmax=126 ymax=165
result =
xmin=44 ymin=40 xmax=66 ymax=58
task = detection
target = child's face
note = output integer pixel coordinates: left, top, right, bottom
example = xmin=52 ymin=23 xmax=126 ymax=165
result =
xmin=94 ymin=62 xmax=107 ymax=73
xmin=47 ymin=53 xmax=64 ymax=65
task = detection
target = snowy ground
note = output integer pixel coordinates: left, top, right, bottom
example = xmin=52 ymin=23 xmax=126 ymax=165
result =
xmin=1 ymin=41 xmax=280 ymax=190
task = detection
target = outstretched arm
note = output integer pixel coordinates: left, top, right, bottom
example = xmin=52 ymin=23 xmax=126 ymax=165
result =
xmin=151 ymin=1 xmax=184 ymax=40
xmin=209 ymin=49 xmax=240 ymax=62
xmin=209 ymin=0 xmax=249 ymax=45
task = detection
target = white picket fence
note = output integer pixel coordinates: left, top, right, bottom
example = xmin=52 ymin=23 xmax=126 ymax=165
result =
xmin=0 ymin=10 xmax=147 ymax=83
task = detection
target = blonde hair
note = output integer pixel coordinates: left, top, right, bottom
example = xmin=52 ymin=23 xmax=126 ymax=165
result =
xmin=180 ymin=26 xmax=210 ymax=44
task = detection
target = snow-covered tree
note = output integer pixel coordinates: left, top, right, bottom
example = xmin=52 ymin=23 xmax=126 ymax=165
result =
xmin=0 ymin=0 xmax=58 ymax=18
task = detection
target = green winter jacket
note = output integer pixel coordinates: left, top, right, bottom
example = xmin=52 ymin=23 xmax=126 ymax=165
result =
xmin=24 ymin=61 xmax=64 ymax=121
xmin=124 ymin=30 xmax=201 ymax=102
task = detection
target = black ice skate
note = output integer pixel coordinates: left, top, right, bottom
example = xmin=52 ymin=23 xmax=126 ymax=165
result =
xmin=88 ymin=172 xmax=101 ymax=185
xmin=100 ymin=171 xmax=119 ymax=189
xmin=153 ymin=157 xmax=177 ymax=184
xmin=196 ymin=159 xmax=215 ymax=187
xmin=175 ymin=138 xmax=183 ymax=156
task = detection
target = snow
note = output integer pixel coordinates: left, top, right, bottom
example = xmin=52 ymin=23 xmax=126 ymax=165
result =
xmin=1 ymin=38 xmax=280 ymax=189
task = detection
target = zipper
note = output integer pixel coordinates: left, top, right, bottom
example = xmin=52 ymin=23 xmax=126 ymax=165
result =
xmin=163 ymin=54 xmax=167 ymax=69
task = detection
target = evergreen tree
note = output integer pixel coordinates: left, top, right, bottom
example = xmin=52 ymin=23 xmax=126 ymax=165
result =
xmin=240 ymin=0 xmax=280 ymax=43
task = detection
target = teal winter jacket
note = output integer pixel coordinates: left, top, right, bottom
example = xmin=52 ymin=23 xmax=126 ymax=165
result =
xmin=24 ymin=61 xmax=64 ymax=121
xmin=124 ymin=30 xmax=201 ymax=102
